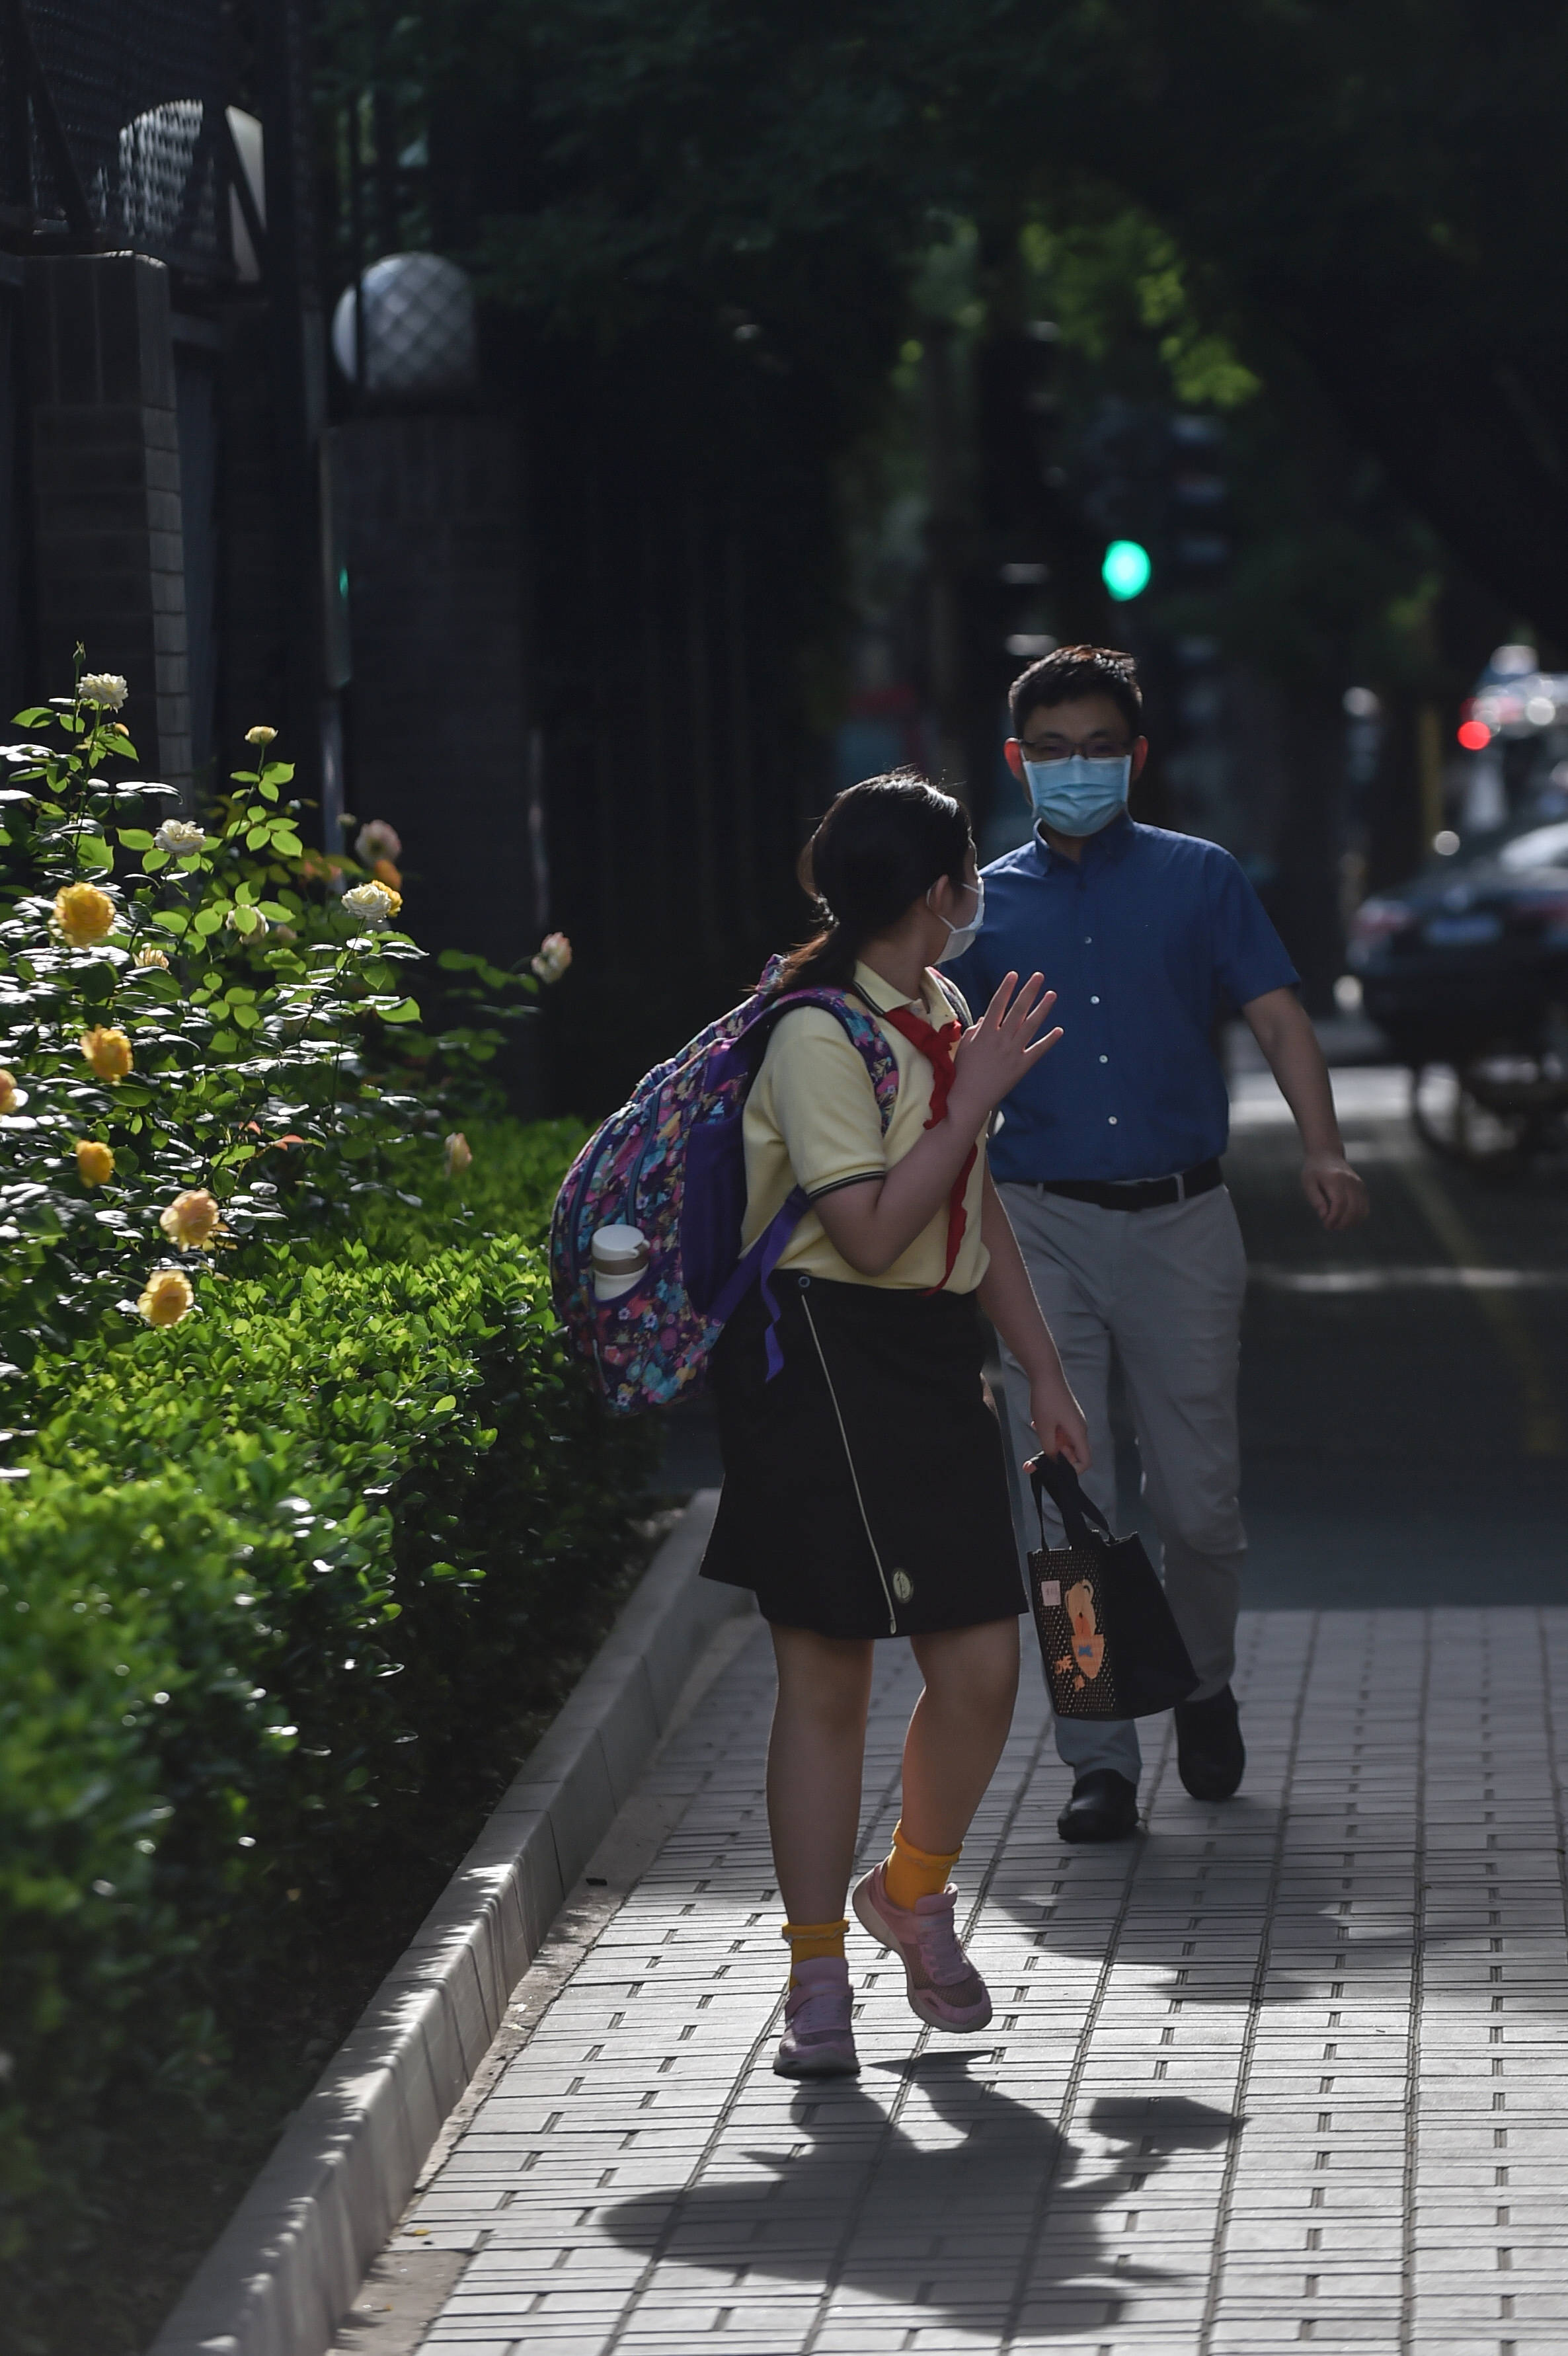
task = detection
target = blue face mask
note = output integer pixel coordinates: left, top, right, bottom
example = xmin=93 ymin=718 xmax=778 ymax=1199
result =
xmin=1023 ymin=754 xmax=1132 ymax=839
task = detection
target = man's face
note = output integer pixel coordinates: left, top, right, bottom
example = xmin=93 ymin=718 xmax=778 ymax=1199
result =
xmin=1004 ymin=692 xmax=1149 ymax=793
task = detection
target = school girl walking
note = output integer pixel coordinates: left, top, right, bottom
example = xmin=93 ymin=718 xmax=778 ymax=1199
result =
xmin=700 ymin=773 xmax=1090 ymax=2078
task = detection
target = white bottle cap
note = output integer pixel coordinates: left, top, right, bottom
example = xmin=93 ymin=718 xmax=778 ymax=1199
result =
xmin=592 ymin=1223 xmax=649 ymax=1301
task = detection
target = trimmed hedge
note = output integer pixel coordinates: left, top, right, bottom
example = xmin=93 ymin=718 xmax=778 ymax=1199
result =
xmin=0 ymin=1119 xmax=654 ymax=2284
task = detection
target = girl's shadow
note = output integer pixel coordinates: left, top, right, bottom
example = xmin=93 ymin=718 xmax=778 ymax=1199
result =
xmin=602 ymin=2052 xmax=1239 ymax=2336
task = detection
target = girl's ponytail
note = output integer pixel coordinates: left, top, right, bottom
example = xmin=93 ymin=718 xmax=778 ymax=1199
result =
xmin=774 ymin=771 xmax=972 ymax=994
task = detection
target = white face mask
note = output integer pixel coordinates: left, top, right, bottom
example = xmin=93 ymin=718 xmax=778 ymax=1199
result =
xmin=930 ymin=875 xmax=985 ymax=961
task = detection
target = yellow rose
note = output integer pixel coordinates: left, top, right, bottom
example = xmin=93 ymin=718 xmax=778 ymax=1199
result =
xmin=54 ymin=883 xmax=116 ymax=947
xmin=0 ymin=1069 xmax=21 ymax=1115
xmin=444 ymin=1131 xmax=473 ymax=1177
xmin=158 ymin=1188 xmax=221 ymax=1249
xmin=75 ymin=1139 xmax=114 ymax=1187
xmin=81 ymin=1026 xmax=132 ymax=1083
xmin=245 ymin=725 xmax=278 ymax=746
xmin=137 ymin=1268 xmax=194 ymax=1328
xmin=135 ymin=946 xmax=171 ymax=970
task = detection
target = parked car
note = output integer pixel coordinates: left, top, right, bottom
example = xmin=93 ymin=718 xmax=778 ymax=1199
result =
xmin=1349 ymin=819 xmax=1568 ymax=1163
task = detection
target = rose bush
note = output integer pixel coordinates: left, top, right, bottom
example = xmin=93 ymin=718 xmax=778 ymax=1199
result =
xmin=0 ymin=662 xmax=617 ymax=2330
xmin=0 ymin=656 xmax=441 ymax=1364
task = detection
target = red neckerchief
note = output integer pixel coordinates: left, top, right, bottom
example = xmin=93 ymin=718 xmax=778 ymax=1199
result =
xmin=879 ymin=986 xmax=975 ymax=1291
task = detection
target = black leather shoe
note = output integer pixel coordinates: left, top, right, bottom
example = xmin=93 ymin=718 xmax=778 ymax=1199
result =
xmin=1175 ymin=1685 xmax=1245 ymax=1801
xmin=1056 ymin=1768 xmax=1140 ymax=1843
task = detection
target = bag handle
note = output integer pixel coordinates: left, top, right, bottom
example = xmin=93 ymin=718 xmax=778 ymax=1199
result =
xmin=1025 ymin=1450 xmax=1114 ymax=1553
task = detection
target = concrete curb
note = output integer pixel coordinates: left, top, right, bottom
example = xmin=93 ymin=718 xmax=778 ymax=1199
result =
xmin=150 ymin=1490 xmax=740 ymax=2356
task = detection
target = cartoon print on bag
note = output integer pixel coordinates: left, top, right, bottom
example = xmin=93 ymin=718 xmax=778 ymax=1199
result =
xmin=1055 ymin=1578 xmax=1105 ymax=1691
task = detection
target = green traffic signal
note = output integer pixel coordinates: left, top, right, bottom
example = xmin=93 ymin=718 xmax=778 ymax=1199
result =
xmin=1102 ymin=539 xmax=1152 ymax=601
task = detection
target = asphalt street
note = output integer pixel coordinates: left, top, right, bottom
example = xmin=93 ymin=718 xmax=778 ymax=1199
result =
xmin=1224 ymin=1033 xmax=1568 ymax=1608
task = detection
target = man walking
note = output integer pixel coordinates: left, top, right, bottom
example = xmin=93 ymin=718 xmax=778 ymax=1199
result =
xmin=947 ymin=645 xmax=1368 ymax=1841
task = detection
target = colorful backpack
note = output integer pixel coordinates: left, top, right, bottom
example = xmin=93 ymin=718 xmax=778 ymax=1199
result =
xmin=550 ymin=954 xmax=900 ymax=1414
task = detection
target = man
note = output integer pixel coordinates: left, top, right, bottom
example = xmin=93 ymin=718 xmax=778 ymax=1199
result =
xmin=947 ymin=645 xmax=1368 ymax=1841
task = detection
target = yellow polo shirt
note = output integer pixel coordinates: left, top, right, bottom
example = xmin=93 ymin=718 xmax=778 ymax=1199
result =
xmin=740 ymin=961 xmax=991 ymax=1292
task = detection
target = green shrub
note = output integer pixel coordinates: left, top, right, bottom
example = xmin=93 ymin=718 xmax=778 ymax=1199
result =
xmin=0 ymin=661 xmax=605 ymax=2314
xmin=333 ymin=1113 xmax=589 ymax=1257
xmin=0 ymin=1213 xmax=656 ymax=2279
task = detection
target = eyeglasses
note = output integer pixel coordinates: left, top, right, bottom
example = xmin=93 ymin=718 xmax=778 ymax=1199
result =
xmin=1019 ymin=731 xmax=1133 ymax=762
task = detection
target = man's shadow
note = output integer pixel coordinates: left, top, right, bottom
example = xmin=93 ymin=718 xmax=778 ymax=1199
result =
xmin=602 ymin=2053 xmax=1239 ymax=2336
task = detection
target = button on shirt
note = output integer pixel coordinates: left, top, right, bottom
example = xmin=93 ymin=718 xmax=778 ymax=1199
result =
xmin=945 ymin=816 xmax=1299 ymax=1183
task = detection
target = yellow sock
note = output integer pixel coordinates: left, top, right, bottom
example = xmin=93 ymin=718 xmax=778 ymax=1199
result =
xmin=883 ymin=1820 xmax=961 ymax=1912
xmin=783 ymin=1918 xmax=847 ymax=1982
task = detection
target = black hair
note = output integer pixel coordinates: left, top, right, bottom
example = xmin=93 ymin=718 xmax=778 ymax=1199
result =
xmin=776 ymin=770 xmax=974 ymax=990
xmin=1009 ymin=644 xmax=1144 ymax=741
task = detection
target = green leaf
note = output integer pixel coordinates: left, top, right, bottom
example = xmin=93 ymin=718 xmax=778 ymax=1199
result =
xmin=378 ymin=998 xmax=422 ymax=1025
xmin=117 ymin=828 xmax=155 ymax=851
xmin=76 ymin=834 xmax=113 ymax=871
xmin=153 ymin=910 xmax=188 ymax=936
xmin=193 ymin=908 xmax=224 ymax=936
xmin=143 ymin=849 xmax=169 ymax=874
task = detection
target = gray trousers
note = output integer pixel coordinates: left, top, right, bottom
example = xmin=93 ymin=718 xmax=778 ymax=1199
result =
xmin=998 ymin=1180 xmax=1248 ymax=1786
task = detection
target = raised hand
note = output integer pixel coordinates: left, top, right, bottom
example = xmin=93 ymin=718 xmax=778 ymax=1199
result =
xmin=951 ymin=972 xmax=1062 ymax=1120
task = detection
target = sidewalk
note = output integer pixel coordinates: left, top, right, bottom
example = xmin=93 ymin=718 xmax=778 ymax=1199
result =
xmin=350 ymin=1606 xmax=1568 ymax=2356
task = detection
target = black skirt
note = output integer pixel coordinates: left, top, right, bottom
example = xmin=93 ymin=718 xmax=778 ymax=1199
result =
xmin=700 ymin=1271 xmax=1025 ymax=1639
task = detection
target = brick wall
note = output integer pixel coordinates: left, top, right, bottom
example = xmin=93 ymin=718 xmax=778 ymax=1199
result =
xmin=25 ymin=253 xmax=192 ymax=789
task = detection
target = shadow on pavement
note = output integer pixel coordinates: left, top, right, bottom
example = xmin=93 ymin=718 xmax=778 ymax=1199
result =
xmin=601 ymin=2056 xmax=1239 ymax=2334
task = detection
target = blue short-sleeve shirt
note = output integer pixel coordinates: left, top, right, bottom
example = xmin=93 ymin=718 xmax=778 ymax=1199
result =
xmin=945 ymin=815 xmax=1299 ymax=1183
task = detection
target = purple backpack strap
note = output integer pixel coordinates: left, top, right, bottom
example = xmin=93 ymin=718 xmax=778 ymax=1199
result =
xmin=718 ymin=983 xmax=898 ymax=1378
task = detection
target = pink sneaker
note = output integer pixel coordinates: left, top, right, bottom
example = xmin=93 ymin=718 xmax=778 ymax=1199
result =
xmin=773 ymin=1955 xmax=860 ymax=2078
xmin=851 ymin=1863 xmax=993 ymax=2033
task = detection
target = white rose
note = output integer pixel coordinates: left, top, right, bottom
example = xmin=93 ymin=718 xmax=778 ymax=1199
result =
xmin=155 ymin=818 xmax=206 ymax=854
xmin=531 ymin=931 xmax=573 ymax=984
xmin=341 ymin=881 xmax=395 ymax=928
xmin=355 ymin=818 xmax=403 ymax=865
xmin=79 ymin=672 xmax=128 ymax=710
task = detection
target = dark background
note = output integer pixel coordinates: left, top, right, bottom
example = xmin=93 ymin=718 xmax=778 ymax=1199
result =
xmin=3 ymin=1 xmax=1565 ymax=1110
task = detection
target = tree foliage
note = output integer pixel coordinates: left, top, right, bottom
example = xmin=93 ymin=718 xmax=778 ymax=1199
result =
xmin=420 ymin=0 xmax=1568 ymax=639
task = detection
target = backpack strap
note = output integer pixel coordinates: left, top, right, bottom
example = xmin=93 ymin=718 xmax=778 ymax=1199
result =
xmin=714 ymin=984 xmax=901 ymax=1376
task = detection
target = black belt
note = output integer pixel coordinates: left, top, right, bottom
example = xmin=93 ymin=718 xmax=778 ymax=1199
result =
xmin=1033 ymin=1158 xmax=1223 ymax=1213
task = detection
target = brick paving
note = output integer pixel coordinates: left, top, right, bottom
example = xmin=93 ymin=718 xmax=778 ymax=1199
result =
xmin=388 ymin=1606 xmax=1568 ymax=2355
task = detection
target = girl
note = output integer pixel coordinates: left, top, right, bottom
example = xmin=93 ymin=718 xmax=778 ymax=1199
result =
xmin=700 ymin=772 xmax=1090 ymax=2077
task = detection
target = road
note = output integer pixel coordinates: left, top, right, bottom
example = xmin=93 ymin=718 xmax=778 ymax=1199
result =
xmin=1222 ymin=1033 xmax=1568 ymax=1608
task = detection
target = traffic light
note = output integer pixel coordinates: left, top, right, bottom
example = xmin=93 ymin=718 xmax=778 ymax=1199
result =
xmin=1102 ymin=539 xmax=1152 ymax=601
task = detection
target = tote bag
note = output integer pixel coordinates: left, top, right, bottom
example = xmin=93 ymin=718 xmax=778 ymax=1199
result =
xmin=1025 ymin=1452 xmax=1198 ymax=1720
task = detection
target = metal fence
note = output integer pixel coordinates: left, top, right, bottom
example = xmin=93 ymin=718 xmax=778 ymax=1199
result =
xmin=2 ymin=0 xmax=230 ymax=272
